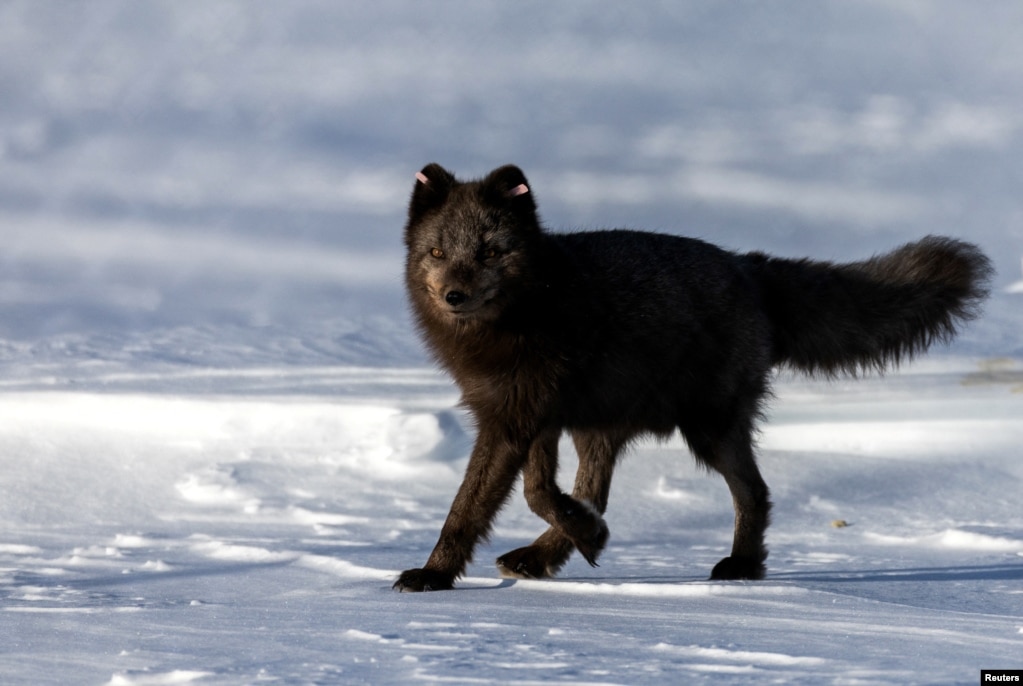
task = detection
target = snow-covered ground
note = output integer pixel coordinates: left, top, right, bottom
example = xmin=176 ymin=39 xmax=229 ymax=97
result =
xmin=1 ymin=361 xmax=1021 ymax=684
xmin=2 ymin=2 xmax=1022 ymax=684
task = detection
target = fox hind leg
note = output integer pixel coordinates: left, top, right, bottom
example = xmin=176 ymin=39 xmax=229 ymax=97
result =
xmin=497 ymin=430 xmax=627 ymax=579
xmin=690 ymin=426 xmax=771 ymax=581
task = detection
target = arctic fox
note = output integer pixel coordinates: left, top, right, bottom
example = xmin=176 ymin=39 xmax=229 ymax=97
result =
xmin=394 ymin=163 xmax=992 ymax=592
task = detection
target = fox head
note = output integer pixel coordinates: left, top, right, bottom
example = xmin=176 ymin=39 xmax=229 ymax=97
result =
xmin=404 ymin=164 xmax=545 ymax=325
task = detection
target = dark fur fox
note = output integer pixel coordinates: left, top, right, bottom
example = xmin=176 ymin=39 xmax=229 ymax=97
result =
xmin=393 ymin=163 xmax=993 ymax=592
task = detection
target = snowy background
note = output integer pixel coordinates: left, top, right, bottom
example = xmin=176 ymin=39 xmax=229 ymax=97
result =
xmin=2 ymin=1 xmax=1022 ymax=684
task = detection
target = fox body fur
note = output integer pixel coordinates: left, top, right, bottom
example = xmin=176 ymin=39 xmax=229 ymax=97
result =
xmin=393 ymin=163 xmax=993 ymax=592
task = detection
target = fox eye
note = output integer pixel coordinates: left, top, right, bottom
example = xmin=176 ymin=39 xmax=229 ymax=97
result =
xmin=430 ymin=247 xmax=445 ymax=259
xmin=482 ymin=247 xmax=498 ymax=259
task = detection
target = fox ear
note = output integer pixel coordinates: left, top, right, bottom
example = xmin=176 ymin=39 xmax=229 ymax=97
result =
xmin=482 ymin=164 xmax=536 ymax=215
xmin=408 ymin=163 xmax=456 ymax=222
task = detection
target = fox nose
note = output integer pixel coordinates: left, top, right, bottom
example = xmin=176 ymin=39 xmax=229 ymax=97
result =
xmin=445 ymin=290 xmax=468 ymax=306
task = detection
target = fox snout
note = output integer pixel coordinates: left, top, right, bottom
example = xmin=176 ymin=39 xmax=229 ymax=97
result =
xmin=431 ymin=267 xmax=474 ymax=307
xmin=424 ymin=266 xmax=481 ymax=313
xmin=444 ymin=290 xmax=469 ymax=307
xmin=421 ymin=261 xmax=502 ymax=319
xmin=437 ymin=281 xmax=478 ymax=312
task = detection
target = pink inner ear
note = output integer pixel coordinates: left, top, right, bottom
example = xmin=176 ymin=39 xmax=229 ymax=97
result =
xmin=508 ymin=183 xmax=529 ymax=197
xmin=415 ymin=171 xmax=429 ymax=184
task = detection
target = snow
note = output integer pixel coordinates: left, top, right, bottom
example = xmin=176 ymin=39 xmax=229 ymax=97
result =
xmin=2 ymin=2 xmax=1022 ymax=684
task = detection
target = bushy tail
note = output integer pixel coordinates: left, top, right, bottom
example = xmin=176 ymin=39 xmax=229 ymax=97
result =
xmin=748 ymin=236 xmax=994 ymax=376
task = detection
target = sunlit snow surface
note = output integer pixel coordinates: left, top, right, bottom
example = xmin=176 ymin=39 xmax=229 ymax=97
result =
xmin=2 ymin=2 xmax=1023 ymax=684
xmin=1 ymin=362 xmax=1021 ymax=684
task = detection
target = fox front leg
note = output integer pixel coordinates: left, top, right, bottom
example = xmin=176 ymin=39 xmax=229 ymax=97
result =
xmin=394 ymin=427 xmax=525 ymax=592
xmin=497 ymin=430 xmax=624 ymax=579
xmin=497 ymin=429 xmax=610 ymax=579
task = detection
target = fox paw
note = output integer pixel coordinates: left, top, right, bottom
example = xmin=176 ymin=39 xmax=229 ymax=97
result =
xmin=496 ymin=546 xmax=555 ymax=579
xmin=709 ymin=555 xmax=766 ymax=581
xmin=571 ymin=518 xmax=609 ymax=568
xmin=393 ymin=568 xmax=455 ymax=592
xmin=553 ymin=497 xmax=609 ymax=568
